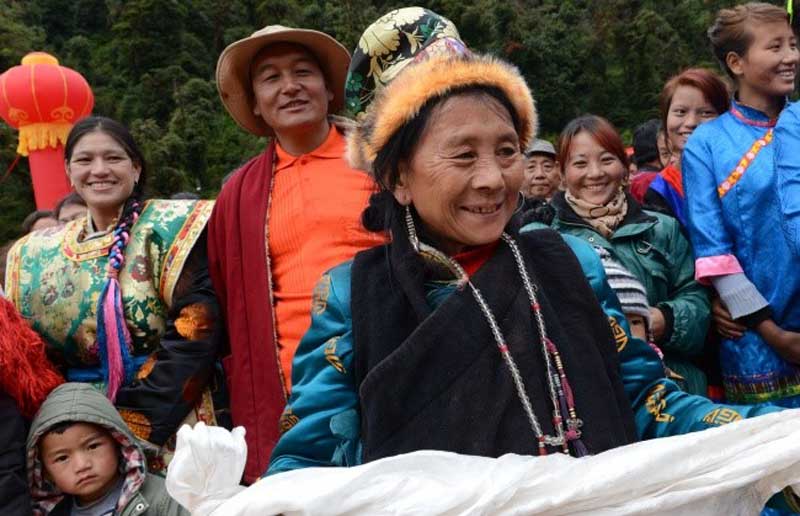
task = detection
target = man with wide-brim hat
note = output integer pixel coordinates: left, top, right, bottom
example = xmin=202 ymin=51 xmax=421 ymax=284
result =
xmin=207 ymin=25 xmax=384 ymax=484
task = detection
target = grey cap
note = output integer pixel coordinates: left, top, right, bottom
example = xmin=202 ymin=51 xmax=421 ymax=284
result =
xmin=525 ymin=138 xmax=556 ymax=157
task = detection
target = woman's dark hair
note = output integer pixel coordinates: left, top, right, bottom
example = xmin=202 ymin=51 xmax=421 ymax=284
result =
xmin=65 ymin=116 xmax=147 ymax=400
xmin=557 ymin=115 xmax=629 ymax=171
xmin=53 ymin=191 xmax=87 ymax=220
xmin=363 ymin=85 xmax=523 ymax=232
xmin=21 ymin=210 xmax=56 ymax=234
xmin=708 ymin=2 xmax=790 ymax=81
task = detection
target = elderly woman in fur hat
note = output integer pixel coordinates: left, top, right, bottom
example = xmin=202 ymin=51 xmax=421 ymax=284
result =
xmin=264 ymin=13 xmax=794 ymax=508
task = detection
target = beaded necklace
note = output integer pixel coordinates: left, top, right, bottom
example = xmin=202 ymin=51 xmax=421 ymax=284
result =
xmin=405 ymin=207 xmax=588 ymax=457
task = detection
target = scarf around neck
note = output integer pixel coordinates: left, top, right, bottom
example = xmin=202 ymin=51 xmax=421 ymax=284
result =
xmin=565 ymin=189 xmax=628 ymax=238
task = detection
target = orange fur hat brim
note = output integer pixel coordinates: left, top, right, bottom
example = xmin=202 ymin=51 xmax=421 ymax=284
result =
xmin=347 ymin=53 xmax=537 ymax=173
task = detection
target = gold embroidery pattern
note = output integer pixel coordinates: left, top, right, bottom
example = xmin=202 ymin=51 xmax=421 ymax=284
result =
xmin=174 ymin=303 xmax=212 ymax=341
xmin=119 ymin=409 xmax=152 ymax=441
xmin=136 ymin=355 xmax=157 ymax=379
xmin=10 ymin=200 xmax=209 ymax=362
xmin=62 ymin=220 xmax=113 ymax=261
xmin=645 ymin=383 xmax=674 ymax=423
xmin=717 ymin=129 xmax=773 ymax=198
xmin=311 ymin=274 xmax=332 ymax=315
xmin=702 ymin=408 xmax=742 ymax=426
xmin=609 ymin=316 xmax=628 ymax=352
xmin=324 ymin=336 xmax=347 ymax=374
xmin=279 ymin=408 xmax=300 ymax=434
xmin=5 ymin=235 xmax=26 ymax=307
xmin=159 ymin=200 xmax=215 ymax=307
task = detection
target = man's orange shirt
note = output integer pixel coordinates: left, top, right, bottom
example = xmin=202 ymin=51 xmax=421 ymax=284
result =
xmin=269 ymin=125 xmax=384 ymax=393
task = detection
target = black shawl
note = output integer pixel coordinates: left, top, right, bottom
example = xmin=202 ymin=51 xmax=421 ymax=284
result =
xmin=351 ymin=224 xmax=637 ymax=462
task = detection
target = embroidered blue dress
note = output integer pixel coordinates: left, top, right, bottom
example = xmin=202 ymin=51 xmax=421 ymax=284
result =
xmin=683 ymin=99 xmax=800 ymax=407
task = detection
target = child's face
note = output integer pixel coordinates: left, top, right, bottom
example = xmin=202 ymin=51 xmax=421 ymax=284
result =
xmin=40 ymin=423 xmax=120 ymax=505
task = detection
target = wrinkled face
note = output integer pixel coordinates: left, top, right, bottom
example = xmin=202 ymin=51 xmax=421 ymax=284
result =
xmin=58 ymin=203 xmax=87 ymax=224
xmin=250 ymin=43 xmax=333 ymax=136
xmin=394 ymin=94 xmax=524 ymax=256
xmin=40 ymin=423 xmax=120 ymax=505
xmin=666 ymin=85 xmax=718 ymax=153
xmin=563 ymin=131 xmax=627 ymax=206
xmin=733 ymin=21 xmax=799 ymax=99
xmin=66 ymin=131 xmax=140 ymax=216
xmin=523 ymin=154 xmax=560 ymax=199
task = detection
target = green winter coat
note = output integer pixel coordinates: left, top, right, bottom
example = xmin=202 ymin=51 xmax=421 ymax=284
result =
xmin=26 ymin=383 xmax=188 ymax=516
xmin=548 ymin=192 xmax=710 ymax=395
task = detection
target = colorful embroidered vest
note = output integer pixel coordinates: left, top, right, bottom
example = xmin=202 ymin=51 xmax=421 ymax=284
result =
xmin=5 ymin=200 xmax=213 ymax=381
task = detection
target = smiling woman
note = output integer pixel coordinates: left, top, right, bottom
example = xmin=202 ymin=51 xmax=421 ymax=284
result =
xmin=66 ymin=133 xmax=139 ymax=229
xmin=682 ymin=2 xmax=800 ymax=411
xmin=643 ymin=68 xmax=729 ymax=228
xmin=6 ymin=116 xmax=225 ymax=475
xmin=549 ymin=114 xmax=711 ymax=395
xmin=263 ymin=51 xmax=785 ymax=497
xmin=385 ymin=90 xmax=524 ymax=255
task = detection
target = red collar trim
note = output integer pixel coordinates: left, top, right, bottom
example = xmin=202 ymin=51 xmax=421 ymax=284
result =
xmin=729 ymin=104 xmax=777 ymax=128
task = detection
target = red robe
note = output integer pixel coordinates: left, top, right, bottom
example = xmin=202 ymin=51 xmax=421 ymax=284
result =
xmin=207 ymin=143 xmax=285 ymax=483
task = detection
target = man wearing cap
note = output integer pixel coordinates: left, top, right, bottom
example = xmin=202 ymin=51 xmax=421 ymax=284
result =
xmin=522 ymin=138 xmax=561 ymax=201
xmin=207 ymin=25 xmax=382 ymax=483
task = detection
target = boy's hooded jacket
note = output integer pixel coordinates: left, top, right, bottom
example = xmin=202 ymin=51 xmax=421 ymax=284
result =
xmin=26 ymin=383 xmax=186 ymax=516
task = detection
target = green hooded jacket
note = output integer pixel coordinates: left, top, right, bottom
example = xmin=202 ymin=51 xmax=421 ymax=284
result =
xmin=548 ymin=193 xmax=711 ymax=395
xmin=26 ymin=383 xmax=187 ymax=516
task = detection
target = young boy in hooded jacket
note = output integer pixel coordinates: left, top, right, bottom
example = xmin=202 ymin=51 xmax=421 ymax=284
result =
xmin=26 ymin=383 xmax=187 ymax=516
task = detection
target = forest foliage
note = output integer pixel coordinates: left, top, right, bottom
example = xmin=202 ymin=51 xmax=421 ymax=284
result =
xmin=0 ymin=0 xmax=778 ymax=243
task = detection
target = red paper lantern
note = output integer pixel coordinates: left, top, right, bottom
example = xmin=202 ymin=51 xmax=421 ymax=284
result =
xmin=0 ymin=52 xmax=94 ymax=209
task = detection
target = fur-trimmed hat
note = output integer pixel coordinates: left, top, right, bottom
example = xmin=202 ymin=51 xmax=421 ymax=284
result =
xmin=344 ymin=7 xmax=465 ymax=118
xmin=347 ymin=53 xmax=537 ymax=175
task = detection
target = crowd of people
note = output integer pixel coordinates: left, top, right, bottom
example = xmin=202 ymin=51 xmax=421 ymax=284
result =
xmin=2 ymin=1 xmax=800 ymax=515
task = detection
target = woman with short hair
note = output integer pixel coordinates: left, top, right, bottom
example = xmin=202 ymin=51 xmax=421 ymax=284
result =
xmin=546 ymin=114 xmax=710 ymax=396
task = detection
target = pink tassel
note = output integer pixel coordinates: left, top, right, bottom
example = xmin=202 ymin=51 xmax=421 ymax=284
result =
xmin=103 ymin=279 xmax=125 ymax=402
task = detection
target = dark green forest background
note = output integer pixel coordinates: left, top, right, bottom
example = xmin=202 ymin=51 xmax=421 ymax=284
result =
xmin=0 ymin=0 xmax=778 ymax=244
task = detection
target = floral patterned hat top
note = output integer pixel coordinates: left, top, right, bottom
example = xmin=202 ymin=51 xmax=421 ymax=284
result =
xmin=345 ymin=7 xmax=468 ymax=118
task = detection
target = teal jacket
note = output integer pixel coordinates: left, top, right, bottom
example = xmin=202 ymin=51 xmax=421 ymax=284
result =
xmin=547 ymin=193 xmax=710 ymax=395
xmin=266 ymin=233 xmax=781 ymax=468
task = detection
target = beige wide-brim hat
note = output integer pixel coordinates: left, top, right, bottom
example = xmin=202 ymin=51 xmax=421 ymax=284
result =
xmin=216 ymin=25 xmax=351 ymax=137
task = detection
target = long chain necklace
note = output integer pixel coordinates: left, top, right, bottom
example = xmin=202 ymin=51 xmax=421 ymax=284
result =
xmin=406 ymin=207 xmax=587 ymax=456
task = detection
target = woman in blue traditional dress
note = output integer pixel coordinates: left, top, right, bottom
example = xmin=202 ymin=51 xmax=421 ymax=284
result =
xmin=682 ymin=2 xmax=800 ymax=408
xmin=4 ymin=116 xmax=224 ymax=473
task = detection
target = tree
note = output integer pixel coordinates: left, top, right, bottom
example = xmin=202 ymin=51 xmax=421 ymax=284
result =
xmin=0 ymin=0 xmax=786 ymax=244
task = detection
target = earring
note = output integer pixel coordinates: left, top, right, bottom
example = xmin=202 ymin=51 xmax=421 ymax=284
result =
xmin=405 ymin=205 xmax=420 ymax=252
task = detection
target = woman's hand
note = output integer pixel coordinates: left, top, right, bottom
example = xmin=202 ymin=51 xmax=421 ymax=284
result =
xmin=649 ymin=307 xmax=666 ymax=343
xmin=711 ymin=297 xmax=746 ymax=340
xmin=757 ymin=319 xmax=800 ymax=365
